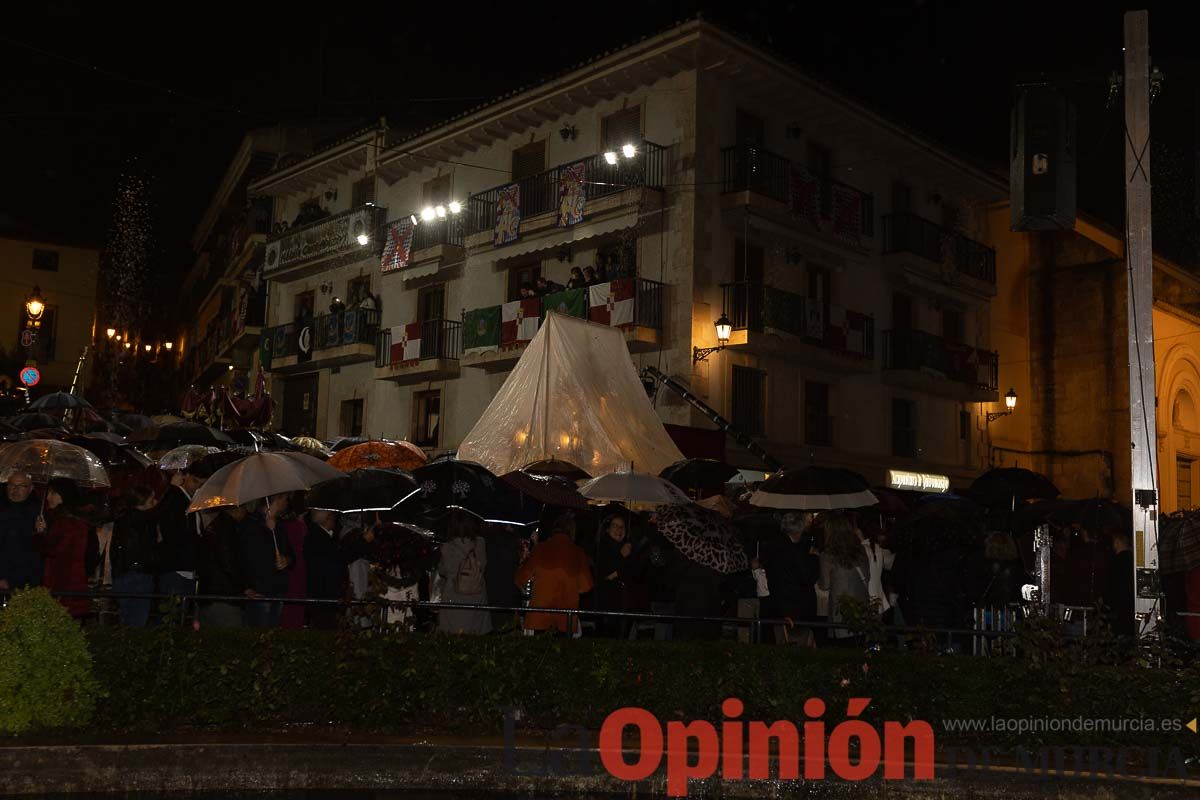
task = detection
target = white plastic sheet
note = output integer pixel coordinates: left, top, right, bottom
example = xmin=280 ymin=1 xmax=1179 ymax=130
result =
xmin=457 ymin=312 xmax=683 ymax=478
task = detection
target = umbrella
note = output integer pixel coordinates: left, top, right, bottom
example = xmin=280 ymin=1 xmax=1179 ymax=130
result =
xmin=749 ymin=466 xmax=875 ymax=510
xmin=578 ymin=470 xmax=691 ymax=505
xmin=225 ymin=429 xmax=301 ymax=452
xmin=970 ymin=467 xmax=1059 ymax=506
xmin=1046 ymin=499 xmax=1131 ymax=533
xmin=330 ymin=436 xmax=381 ymax=452
xmin=112 ymin=413 xmax=153 ymax=432
xmin=82 ymin=431 xmax=128 ymax=445
xmin=522 ymin=458 xmax=592 ymax=482
xmin=151 ymin=414 xmax=185 ymax=426
xmin=499 ymin=470 xmax=590 ymax=510
xmin=403 ymin=460 xmax=523 ymax=521
xmin=130 ymin=421 xmax=235 ymax=449
xmin=187 ymin=452 xmax=345 ymax=512
xmin=291 ymin=436 xmax=330 ymax=457
xmin=158 ymin=445 xmax=222 ymax=471
xmin=329 ymin=440 xmax=427 ymax=472
xmin=23 ymin=427 xmax=71 ymax=441
xmin=371 ymin=521 xmax=441 ymax=581
xmin=650 ymin=503 xmax=749 ymax=574
xmin=29 ymin=392 xmax=93 ymax=411
xmin=0 ymin=439 xmax=110 ymax=488
xmin=306 ymin=468 xmax=420 ymax=514
xmin=1160 ymin=514 xmax=1200 ymax=574
xmin=192 ymin=449 xmax=248 ymax=477
xmin=659 ymin=458 xmax=739 ymax=499
xmin=67 ymin=434 xmax=152 ymax=469
xmin=871 ymin=487 xmax=910 ymax=517
xmin=5 ymin=413 xmax=64 ymax=432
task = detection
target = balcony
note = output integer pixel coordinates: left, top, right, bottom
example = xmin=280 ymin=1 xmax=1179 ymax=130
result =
xmin=263 ymin=204 xmax=387 ymax=280
xmin=720 ymin=145 xmax=874 ymax=248
xmin=382 ymin=215 xmax=465 ymax=281
xmin=882 ymin=212 xmax=997 ymax=297
xmin=463 ymin=143 xmax=665 ymax=251
xmin=719 ymin=282 xmax=874 ymax=372
xmin=460 ymin=278 xmax=666 ymax=372
xmin=374 ymin=319 xmax=462 ymax=384
xmin=883 ymin=328 xmax=998 ymax=402
xmin=264 ymin=309 xmax=380 ymax=374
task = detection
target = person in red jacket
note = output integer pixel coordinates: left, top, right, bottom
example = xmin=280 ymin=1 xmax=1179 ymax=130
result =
xmin=36 ymin=478 xmax=91 ymax=620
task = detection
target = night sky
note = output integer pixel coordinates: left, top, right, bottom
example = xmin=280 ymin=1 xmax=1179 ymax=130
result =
xmin=3 ymin=1 xmax=1198 ymax=285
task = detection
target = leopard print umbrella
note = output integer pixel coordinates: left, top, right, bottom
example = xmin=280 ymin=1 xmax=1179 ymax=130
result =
xmin=651 ymin=503 xmax=749 ymax=575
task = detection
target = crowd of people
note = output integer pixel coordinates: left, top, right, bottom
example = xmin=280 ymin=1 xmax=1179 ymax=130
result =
xmin=0 ymin=467 xmax=1177 ymax=647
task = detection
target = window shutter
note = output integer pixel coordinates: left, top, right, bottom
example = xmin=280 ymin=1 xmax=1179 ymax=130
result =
xmin=511 ymin=141 xmax=546 ymax=180
xmin=601 ymin=107 xmax=642 ymax=150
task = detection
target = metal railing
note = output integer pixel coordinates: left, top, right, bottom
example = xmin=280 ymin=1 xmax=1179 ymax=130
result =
xmin=883 ymin=328 xmax=999 ymax=392
xmin=883 ymin=212 xmax=996 ymax=284
xmin=720 ymin=282 xmax=875 ymax=359
xmin=465 ymin=142 xmax=666 ymax=235
xmin=313 ymin=308 xmax=381 ymax=351
xmin=262 ymin=323 xmax=298 ymax=366
xmin=375 ymin=318 xmax=463 ymax=367
xmin=721 ymin=144 xmax=875 ymax=238
xmin=411 ymin=215 xmax=464 ymax=251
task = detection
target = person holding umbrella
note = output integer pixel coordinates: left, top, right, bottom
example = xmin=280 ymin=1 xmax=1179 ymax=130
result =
xmin=198 ymin=504 xmax=249 ymax=628
xmin=515 ymin=513 xmax=593 ymax=637
xmin=109 ymin=485 xmax=159 ymax=627
xmin=238 ymin=494 xmax=295 ymax=628
xmin=35 ymin=478 xmax=91 ymax=620
xmin=158 ymin=467 xmax=207 ymax=603
xmin=305 ymin=509 xmax=348 ymax=629
xmin=593 ymin=515 xmax=635 ymax=638
xmin=436 ymin=508 xmax=491 ymax=635
xmin=757 ymin=512 xmax=821 ymax=647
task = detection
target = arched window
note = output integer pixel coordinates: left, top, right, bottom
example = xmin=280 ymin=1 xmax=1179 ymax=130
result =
xmin=1173 ymin=390 xmax=1199 ymax=433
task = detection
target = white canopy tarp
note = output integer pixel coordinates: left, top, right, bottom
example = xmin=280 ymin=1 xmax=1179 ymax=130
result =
xmin=457 ymin=312 xmax=683 ymax=477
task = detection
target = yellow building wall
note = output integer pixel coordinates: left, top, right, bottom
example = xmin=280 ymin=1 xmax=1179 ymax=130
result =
xmin=0 ymin=237 xmax=100 ymax=391
xmin=1151 ymin=304 xmax=1200 ymax=512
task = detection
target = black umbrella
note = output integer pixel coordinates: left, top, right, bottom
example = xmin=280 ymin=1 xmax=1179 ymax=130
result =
xmin=67 ymin=434 xmax=152 ymax=469
xmin=128 ymin=421 xmax=235 ymax=449
xmin=226 ymin=429 xmax=301 ymax=452
xmin=403 ymin=460 xmax=525 ymax=522
xmin=970 ymin=467 xmax=1059 ymax=506
xmin=904 ymin=492 xmax=982 ymax=526
xmin=6 ymin=413 xmax=63 ymax=432
xmin=29 ymin=391 xmax=93 ymax=411
xmin=112 ymin=413 xmax=154 ymax=432
xmin=499 ymin=470 xmax=590 ymax=511
xmin=522 ymin=458 xmax=592 ymax=482
xmin=306 ymin=468 xmax=419 ymax=513
xmin=659 ymin=458 xmax=739 ymax=499
xmin=330 ymin=436 xmax=391 ymax=453
xmin=749 ymin=466 xmax=875 ymax=510
xmin=371 ymin=521 xmax=441 ymax=583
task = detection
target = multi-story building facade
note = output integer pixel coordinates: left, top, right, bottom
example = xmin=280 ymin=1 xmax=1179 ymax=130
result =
xmin=245 ymin=20 xmax=1017 ymax=486
xmin=0 ymin=230 xmax=100 ymax=396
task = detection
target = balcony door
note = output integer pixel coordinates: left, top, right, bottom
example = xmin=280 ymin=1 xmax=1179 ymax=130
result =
xmin=601 ymin=106 xmax=641 ymax=151
xmin=418 ymin=284 xmax=445 ymax=359
xmin=732 ymin=238 xmax=764 ymax=329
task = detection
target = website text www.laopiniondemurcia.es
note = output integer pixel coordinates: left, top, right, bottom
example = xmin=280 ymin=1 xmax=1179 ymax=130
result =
xmin=597 ymin=697 xmax=935 ymax=797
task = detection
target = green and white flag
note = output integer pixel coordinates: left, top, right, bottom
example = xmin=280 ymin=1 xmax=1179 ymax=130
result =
xmin=542 ymin=288 xmax=588 ymax=320
xmin=463 ymin=305 xmax=502 ymax=355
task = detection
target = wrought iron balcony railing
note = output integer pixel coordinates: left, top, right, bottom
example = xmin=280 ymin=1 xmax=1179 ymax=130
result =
xmin=883 ymin=328 xmax=999 ymax=392
xmin=375 ymin=319 xmax=463 ymax=366
xmin=883 ymin=212 xmax=996 ymax=285
xmin=719 ymin=282 xmax=874 ymax=359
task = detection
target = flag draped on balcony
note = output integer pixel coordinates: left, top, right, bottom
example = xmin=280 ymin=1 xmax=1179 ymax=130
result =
xmin=542 ymin=288 xmax=587 ymax=320
xmin=463 ymin=305 xmax=502 ymax=355
xmin=587 ymin=278 xmax=635 ymax=327
xmin=389 ymin=323 xmax=422 ymax=364
xmin=493 ymin=183 xmax=521 ymax=246
xmin=502 ymin=297 xmax=540 ymax=345
xmin=556 ymin=162 xmax=587 ymax=227
xmin=831 ymin=185 xmax=864 ymax=244
xmin=790 ymin=165 xmax=821 ymax=226
xmin=380 ymin=219 xmax=415 ymax=273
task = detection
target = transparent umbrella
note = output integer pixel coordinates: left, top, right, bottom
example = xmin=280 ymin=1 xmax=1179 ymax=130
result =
xmin=0 ymin=439 xmax=110 ymax=488
xmin=578 ymin=470 xmax=691 ymax=505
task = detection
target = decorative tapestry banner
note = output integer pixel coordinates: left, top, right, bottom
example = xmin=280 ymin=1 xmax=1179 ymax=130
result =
xmin=493 ymin=183 xmax=522 ymax=246
xmin=556 ymin=162 xmax=587 ymax=227
xmin=380 ymin=219 xmax=415 ymax=273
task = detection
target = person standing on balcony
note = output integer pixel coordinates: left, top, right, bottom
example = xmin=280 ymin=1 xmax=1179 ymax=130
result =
xmin=566 ymin=267 xmax=586 ymax=290
xmin=535 ymin=276 xmax=563 ymax=296
xmin=583 ymin=266 xmax=600 ymax=286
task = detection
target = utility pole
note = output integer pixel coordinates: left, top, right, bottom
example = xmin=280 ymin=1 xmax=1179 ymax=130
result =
xmin=1123 ymin=9 xmax=1161 ymax=637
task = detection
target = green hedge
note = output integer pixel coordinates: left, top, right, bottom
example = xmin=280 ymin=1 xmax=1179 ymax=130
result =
xmin=80 ymin=625 xmax=1200 ymax=752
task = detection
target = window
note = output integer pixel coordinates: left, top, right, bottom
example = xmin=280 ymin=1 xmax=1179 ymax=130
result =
xmin=891 ymin=398 xmax=916 ymax=458
xmin=417 ymin=284 xmax=445 ymax=323
xmin=735 ymin=109 xmax=765 ymax=147
xmin=892 ymin=292 xmax=913 ymax=331
xmin=808 ymin=265 xmax=832 ymax=327
xmin=891 ymin=180 xmax=912 ymax=215
xmin=422 ymin=174 xmax=452 ymax=206
xmin=732 ymin=366 xmax=766 ymax=436
xmin=804 ymin=381 xmax=832 ymax=446
xmin=596 ymin=238 xmax=637 ymax=280
xmin=340 ymin=399 xmax=364 ymax=437
xmin=1178 ymin=457 xmax=1194 ymax=510
xmin=351 ymin=176 xmax=375 ymax=207
xmin=806 ymin=142 xmax=832 ymax=215
xmin=347 ymin=275 xmax=372 ymax=308
xmin=511 ymin=141 xmax=546 ymax=181
xmin=959 ymin=410 xmax=970 ymax=440
xmin=19 ymin=305 xmax=56 ymax=361
xmin=412 ymin=390 xmax=441 ymax=448
xmin=507 ymin=261 xmax=541 ymax=301
xmin=32 ymin=248 xmax=59 ymax=271
xmin=601 ymin=106 xmax=642 ymax=151
xmin=942 ymin=307 xmax=963 ymax=345
xmin=293 ymin=291 xmax=315 ymax=322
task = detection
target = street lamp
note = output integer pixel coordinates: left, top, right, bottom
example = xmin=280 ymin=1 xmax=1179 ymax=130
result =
xmin=24 ymin=286 xmax=45 ymax=325
xmin=106 ymin=327 xmax=117 ymax=339
xmin=164 ymin=341 xmax=173 ymax=350
xmin=986 ymin=388 xmax=1019 ymax=423
xmin=693 ymin=313 xmax=733 ymax=363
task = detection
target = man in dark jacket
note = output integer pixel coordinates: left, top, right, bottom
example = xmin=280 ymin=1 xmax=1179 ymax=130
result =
xmin=110 ymin=486 xmax=159 ymax=626
xmin=758 ymin=513 xmax=821 ymax=645
xmin=157 ymin=469 xmax=206 ymax=599
xmin=0 ymin=473 xmax=42 ymax=592
xmin=239 ymin=495 xmax=294 ymax=628
xmin=1104 ymin=527 xmax=1136 ymax=640
xmin=304 ymin=509 xmax=346 ymax=629
xmin=199 ymin=506 xmax=247 ymax=628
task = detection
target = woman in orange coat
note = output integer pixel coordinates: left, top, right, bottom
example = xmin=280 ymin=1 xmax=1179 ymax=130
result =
xmin=515 ymin=514 xmax=593 ymax=636
xmin=36 ymin=478 xmax=92 ymax=619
